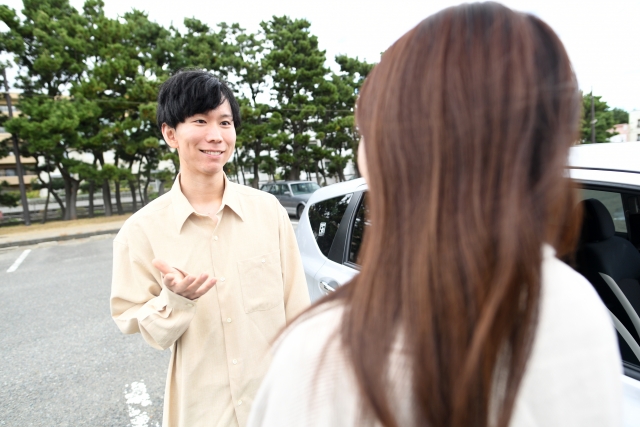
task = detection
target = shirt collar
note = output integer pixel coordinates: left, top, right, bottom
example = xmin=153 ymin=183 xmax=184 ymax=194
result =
xmin=171 ymin=173 xmax=245 ymax=233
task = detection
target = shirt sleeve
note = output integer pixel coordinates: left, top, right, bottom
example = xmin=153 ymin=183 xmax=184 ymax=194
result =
xmin=110 ymin=236 xmax=198 ymax=350
xmin=278 ymin=205 xmax=311 ymax=323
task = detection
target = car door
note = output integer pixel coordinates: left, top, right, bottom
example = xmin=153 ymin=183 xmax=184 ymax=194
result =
xmin=572 ymin=182 xmax=640 ymax=424
xmin=278 ymin=184 xmax=295 ymax=214
xmin=268 ymin=184 xmax=282 ymax=203
xmin=312 ymin=191 xmax=367 ymax=299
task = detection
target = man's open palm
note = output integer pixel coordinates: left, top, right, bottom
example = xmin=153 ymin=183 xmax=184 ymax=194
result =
xmin=151 ymin=259 xmax=217 ymax=300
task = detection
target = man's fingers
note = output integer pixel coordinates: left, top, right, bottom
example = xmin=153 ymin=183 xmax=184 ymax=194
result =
xmin=192 ymin=277 xmax=217 ymax=299
xmin=152 ymin=259 xmax=174 ymax=276
xmin=160 ymin=270 xmax=216 ymax=300
xmin=173 ymin=274 xmax=198 ymax=294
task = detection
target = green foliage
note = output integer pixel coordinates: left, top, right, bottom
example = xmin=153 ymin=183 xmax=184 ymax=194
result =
xmin=611 ymin=108 xmax=629 ymax=125
xmin=1 ymin=1 xmax=375 ymax=218
xmin=0 ymin=180 xmax=19 ymax=207
xmin=262 ymin=16 xmax=329 ymax=180
xmin=580 ymin=92 xmax=617 ymax=144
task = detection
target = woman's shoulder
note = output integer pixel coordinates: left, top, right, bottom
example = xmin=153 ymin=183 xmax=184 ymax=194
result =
xmin=509 ymin=247 xmax=622 ymax=426
xmin=540 ymin=246 xmax=616 ymax=336
xmin=248 ymin=301 xmax=359 ymax=426
xmin=274 ymin=301 xmax=346 ymax=358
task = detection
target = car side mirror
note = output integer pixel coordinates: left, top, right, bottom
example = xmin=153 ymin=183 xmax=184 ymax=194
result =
xmin=283 ymin=191 xmax=291 ymax=196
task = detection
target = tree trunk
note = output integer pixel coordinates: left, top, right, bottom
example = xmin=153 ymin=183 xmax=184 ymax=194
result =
xmin=97 ymin=154 xmax=112 ymax=217
xmin=129 ymin=180 xmax=138 ymax=212
xmin=88 ymin=180 xmax=95 ymax=218
xmin=102 ymin=178 xmax=112 ymax=217
xmin=62 ymin=175 xmax=79 ymax=220
xmin=319 ymin=162 xmax=328 ymax=186
xmin=115 ymin=180 xmax=124 ymax=215
xmin=60 ymin=168 xmax=79 ymax=220
xmin=289 ymin=165 xmax=300 ymax=181
xmin=114 ymin=156 xmax=124 ymax=215
xmin=314 ymin=162 xmax=322 ymax=185
xmin=252 ymin=157 xmax=260 ymax=188
xmin=41 ymin=185 xmax=51 ymax=224
xmin=234 ymin=153 xmax=245 ymax=186
xmin=45 ymin=169 xmax=65 ymax=219
xmin=68 ymin=179 xmax=79 ymax=220
xmin=158 ymin=181 xmax=165 ymax=196
xmin=143 ymin=175 xmax=151 ymax=205
xmin=50 ymin=188 xmax=65 ymax=220
xmin=137 ymin=173 xmax=145 ymax=207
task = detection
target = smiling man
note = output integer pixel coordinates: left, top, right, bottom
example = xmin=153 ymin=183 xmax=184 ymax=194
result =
xmin=110 ymin=70 xmax=310 ymax=427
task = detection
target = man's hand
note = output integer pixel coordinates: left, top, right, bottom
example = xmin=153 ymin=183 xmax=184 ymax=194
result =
xmin=151 ymin=259 xmax=217 ymax=300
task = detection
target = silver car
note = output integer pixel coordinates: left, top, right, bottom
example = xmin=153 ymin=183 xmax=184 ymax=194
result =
xmin=260 ymin=181 xmax=321 ymax=218
xmin=296 ymin=143 xmax=640 ymax=423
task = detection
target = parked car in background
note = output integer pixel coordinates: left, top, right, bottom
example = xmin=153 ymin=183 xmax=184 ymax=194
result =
xmin=260 ymin=181 xmax=321 ymax=218
xmin=296 ymin=143 xmax=640 ymax=424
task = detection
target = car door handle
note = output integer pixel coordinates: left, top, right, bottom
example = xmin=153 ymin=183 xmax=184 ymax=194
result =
xmin=320 ymin=281 xmax=335 ymax=292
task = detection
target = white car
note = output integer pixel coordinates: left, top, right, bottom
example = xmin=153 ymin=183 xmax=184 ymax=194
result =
xmin=296 ymin=142 xmax=640 ymax=424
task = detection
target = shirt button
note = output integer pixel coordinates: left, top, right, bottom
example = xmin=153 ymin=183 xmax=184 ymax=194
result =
xmin=213 ymin=236 xmax=218 ymax=241
xmin=261 ymin=259 xmax=265 ymax=263
xmin=226 ymin=318 xmax=232 ymax=323
xmin=187 ymin=303 xmax=193 ymax=307
xmin=219 ymin=277 xmax=226 ymax=282
xmin=237 ymin=400 xmax=243 ymax=406
xmin=232 ymin=359 xmax=238 ymax=364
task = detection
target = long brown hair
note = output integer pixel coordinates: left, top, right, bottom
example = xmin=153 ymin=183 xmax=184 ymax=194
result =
xmin=317 ymin=3 xmax=581 ymax=427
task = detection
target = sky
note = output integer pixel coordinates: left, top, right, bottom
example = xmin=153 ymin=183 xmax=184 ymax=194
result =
xmin=2 ymin=0 xmax=640 ymax=112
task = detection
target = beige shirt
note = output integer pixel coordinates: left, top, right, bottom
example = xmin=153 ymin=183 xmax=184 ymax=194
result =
xmin=110 ymin=175 xmax=310 ymax=427
xmin=248 ymin=246 xmax=623 ymax=426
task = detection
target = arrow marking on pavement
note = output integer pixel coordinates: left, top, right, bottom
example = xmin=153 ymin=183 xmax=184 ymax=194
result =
xmin=7 ymin=249 xmax=31 ymax=273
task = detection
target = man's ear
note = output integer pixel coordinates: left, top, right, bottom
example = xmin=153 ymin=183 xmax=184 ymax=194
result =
xmin=161 ymin=123 xmax=179 ymax=149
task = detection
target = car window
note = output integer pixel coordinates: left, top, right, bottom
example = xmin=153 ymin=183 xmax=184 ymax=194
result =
xmin=279 ymin=184 xmax=290 ymax=195
xmin=261 ymin=184 xmax=272 ymax=193
xmin=580 ymin=189 xmax=626 ymax=232
xmin=269 ymin=185 xmax=281 ymax=195
xmin=308 ymin=194 xmax=353 ymax=257
xmin=290 ymin=182 xmax=320 ymax=195
xmin=348 ymin=193 xmax=369 ymax=265
xmin=574 ymin=186 xmax=640 ymax=369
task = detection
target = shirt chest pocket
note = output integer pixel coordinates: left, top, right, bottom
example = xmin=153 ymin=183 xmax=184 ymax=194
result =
xmin=237 ymin=251 xmax=284 ymax=313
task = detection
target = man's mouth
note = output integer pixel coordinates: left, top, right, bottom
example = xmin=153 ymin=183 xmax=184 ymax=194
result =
xmin=201 ymin=150 xmax=224 ymax=156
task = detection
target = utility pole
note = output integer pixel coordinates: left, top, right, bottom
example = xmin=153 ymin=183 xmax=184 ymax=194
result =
xmin=590 ymin=89 xmax=597 ymax=144
xmin=2 ymin=68 xmax=31 ymax=225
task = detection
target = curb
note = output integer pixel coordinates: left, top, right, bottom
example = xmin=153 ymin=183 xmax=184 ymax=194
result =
xmin=0 ymin=228 xmax=120 ymax=249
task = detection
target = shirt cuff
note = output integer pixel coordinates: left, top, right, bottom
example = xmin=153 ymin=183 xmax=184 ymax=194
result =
xmin=159 ymin=286 xmax=199 ymax=309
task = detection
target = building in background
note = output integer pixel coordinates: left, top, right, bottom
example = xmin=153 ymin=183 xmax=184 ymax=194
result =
xmin=630 ymin=110 xmax=640 ymax=142
xmin=609 ymin=123 xmax=630 ymax=142
xmin=0 ymin=154 xmax=37 ymax=190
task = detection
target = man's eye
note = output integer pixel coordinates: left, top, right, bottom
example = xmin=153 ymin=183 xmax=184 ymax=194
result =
xmin=194 ymin=119 xmax=206 ymax=124
xmin=221 ymin=121 xmax=232 ymax=126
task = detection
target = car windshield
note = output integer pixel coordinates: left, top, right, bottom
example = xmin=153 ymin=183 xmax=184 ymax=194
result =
xmin=290 ymin=182 xmax=320 ymax=195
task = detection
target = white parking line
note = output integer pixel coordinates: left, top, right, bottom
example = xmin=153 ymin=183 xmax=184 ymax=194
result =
xmin=124 ymin=381 xmax=158 ymax=427
xmin=7 ymin=249 xmax=31 ymax=273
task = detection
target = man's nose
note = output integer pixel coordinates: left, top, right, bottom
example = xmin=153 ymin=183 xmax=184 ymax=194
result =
xmin=205 ymin=125 xmax=223 ymax=142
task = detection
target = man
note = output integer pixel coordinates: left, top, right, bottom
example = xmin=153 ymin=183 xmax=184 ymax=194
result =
xmin=110 ymin=70 xmax=310 ymax=427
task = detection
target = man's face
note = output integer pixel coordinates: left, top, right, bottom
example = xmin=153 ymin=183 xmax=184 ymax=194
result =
xmin=162 ymin=100 xmax=236 ymax=178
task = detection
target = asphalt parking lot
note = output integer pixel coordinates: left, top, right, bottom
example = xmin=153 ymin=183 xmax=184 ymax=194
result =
xmin=0 ymin=216 xmax=299 ymax=427
xmin=0 ymin=236 xmax=168 ymax=427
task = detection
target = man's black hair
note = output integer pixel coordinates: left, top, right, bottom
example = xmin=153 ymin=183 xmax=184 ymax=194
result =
xmin=156 ymin=69 xmax=241 ymax=132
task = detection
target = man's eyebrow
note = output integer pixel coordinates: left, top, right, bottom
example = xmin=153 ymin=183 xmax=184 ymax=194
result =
xmin=219 ymin=113 xmax=234 ymax=119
